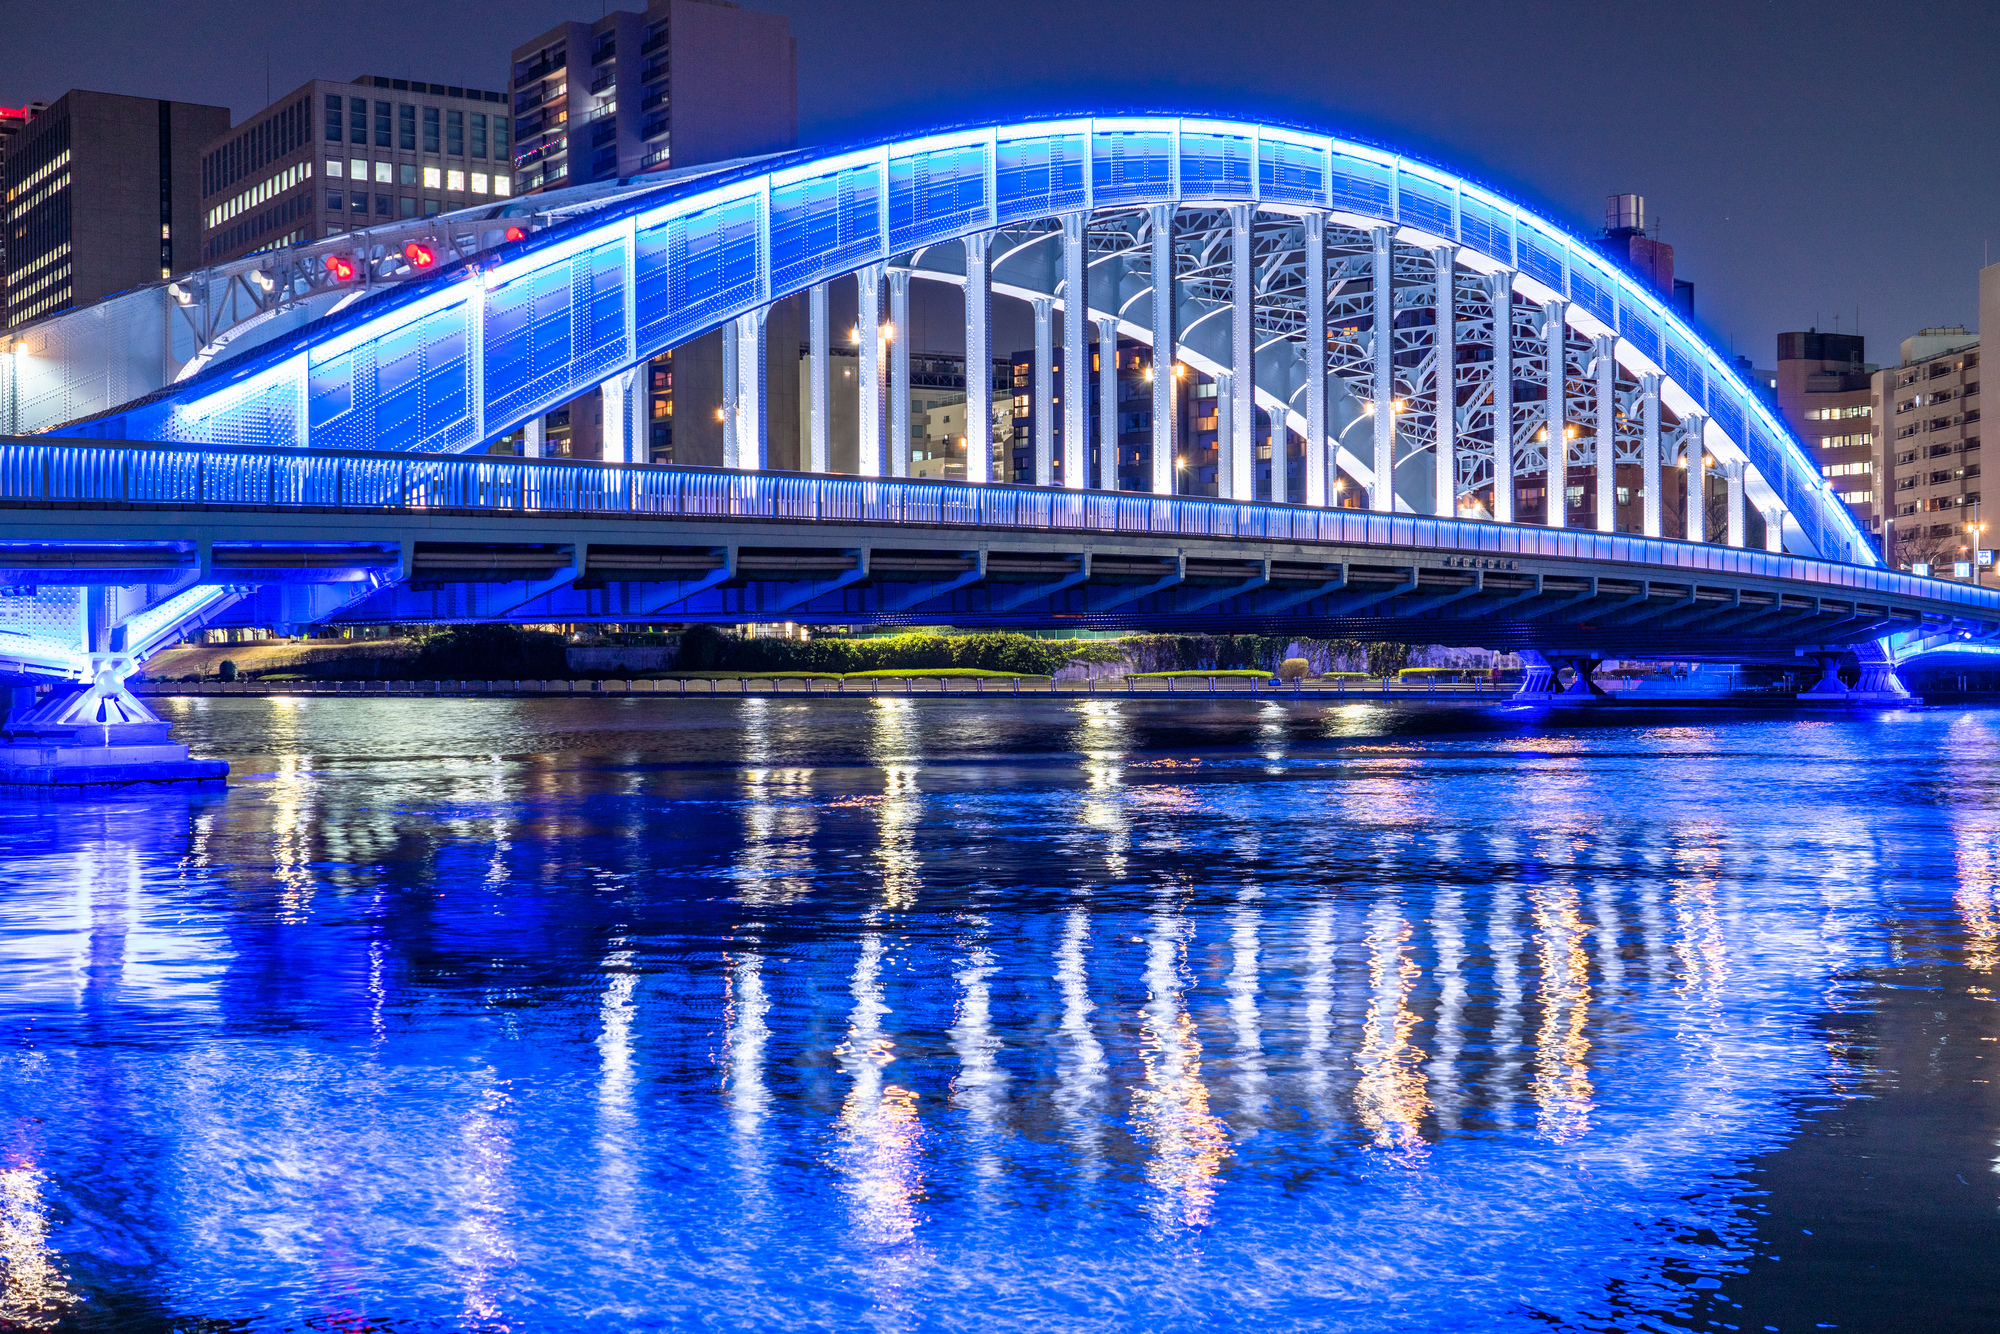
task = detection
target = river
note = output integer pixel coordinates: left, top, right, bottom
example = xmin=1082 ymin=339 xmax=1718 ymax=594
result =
xmin=1 ymin=696 xmax=1996 ymax=1332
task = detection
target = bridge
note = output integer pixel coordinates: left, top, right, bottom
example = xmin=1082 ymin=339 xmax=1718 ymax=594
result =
xmin=3 ymin=112 xmax=1996 ymax=782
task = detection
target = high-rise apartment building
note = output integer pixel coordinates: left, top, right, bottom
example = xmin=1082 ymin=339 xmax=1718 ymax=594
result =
xmin=3 ymin=90 xmax=228 ymax=329
xmin=509 ymin=0 xmax=796 ymax=195
xmin=1877 ymin=317 xmax=1981 ymax=572
xmin=1772 ymin=330 xmax=1878 ymax=540
xmin=508 ymin=0 xmax=797 ymax=465
xmin=198 ymin=77 xmax=509 ymax=267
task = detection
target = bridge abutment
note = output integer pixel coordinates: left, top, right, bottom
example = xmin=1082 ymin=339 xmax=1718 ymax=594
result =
xmin=1798 ymin=646 xmax=1920 ymax=708
xmin=0 ymin=659 xmax=226 ymax=790
xmin=1510 ymin=651 xmax=1611 ymax=704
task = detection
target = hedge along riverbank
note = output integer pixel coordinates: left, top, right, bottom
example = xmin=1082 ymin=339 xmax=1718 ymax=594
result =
xmin=677 ymin=630 xmax=1427 ymax=678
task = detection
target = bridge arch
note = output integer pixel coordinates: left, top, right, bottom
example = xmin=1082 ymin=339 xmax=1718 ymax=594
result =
xmin=44 ymin=114 xmax=1864 ymax=566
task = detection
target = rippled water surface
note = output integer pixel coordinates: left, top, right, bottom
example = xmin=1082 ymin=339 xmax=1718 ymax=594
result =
xmin=4 ymin=696 xmax=2000 ymax=1332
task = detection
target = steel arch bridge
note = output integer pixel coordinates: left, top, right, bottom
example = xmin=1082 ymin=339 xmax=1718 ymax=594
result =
xmin=2 ymin=112 xmax=1996 ymax=708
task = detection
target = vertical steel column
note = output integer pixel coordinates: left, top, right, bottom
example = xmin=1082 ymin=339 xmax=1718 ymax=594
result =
xmin=809 ymin=282 xmax=830 ymax=473
xmin=888 ymin=269 xmax=911 ymax=477
xmin=524 ymin=414 xmax=545 ymax=459
xmin=856 ymin=263 xmax=884 ymax=476
xmin=1432 ymin=244 xmax=1457 ymax=518
xmin=1033 ymin=297 xmax=1054 ymax=487
xmin=1487 ymin=270 xmax=1514 ymax=524
xmin=737 ymin=308 xmax=768 ymax=470
xmin=1061 ymin=212 xmax=1088 ymax=489
xmin=1096 ymin=315 xmax=1118 ymax=491
xmin=1765 ymin=506 xmax=1786 ymax=553
xmin=629 ymin=362 xmax=650 ymax=464
xmin=600 ymin=372 xmax=627 ymax=464
xmin=964 ymin=235 xmax=992 ymax=484
xmin=728 ymin=318 xmax=744 ymax=470
xmin=1685 ymin=416 xmax=1708 ymax=544
xmin=1304 ymin=212 xmax=1328 ymax=507
xmin=1593 ymin=334 xmax=1616 ymax=532
xmin=1725 ymin=461 xmax=1746 ymax=547
xmin=1214 ymin=369 xmax=1234 ymax=498
xmin=1370 ymin=226 xmax=1395 ymax=512
xmin=1148 ymin=203 xmax=1176 ymax=495
xmin=1640 ymin=372 xmax=1662 ymax=537
xmin=1228 ymin=204 xmax=1254 ymax=502
xmin=1543 ymin=300 xmax=1568 ymax=529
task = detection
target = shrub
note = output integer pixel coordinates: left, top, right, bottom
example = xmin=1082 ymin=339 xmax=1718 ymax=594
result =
xmin=411 ymin=625 xmax=568 ymax=679
xmin=218 ymin=660 xmax=237 ymax=682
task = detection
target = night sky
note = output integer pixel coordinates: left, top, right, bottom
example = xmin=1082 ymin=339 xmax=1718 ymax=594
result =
xmin=5 ymin=0 xmax=1995 ymax=369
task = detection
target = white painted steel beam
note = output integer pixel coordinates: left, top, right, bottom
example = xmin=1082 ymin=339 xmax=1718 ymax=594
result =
xmin=1593 ymin=334 xmax=1616 ymax=533
xmin=1725 ymin=460 xmax=1746 ymax=548
xmin=1304 ymin=212 xmax=1327 ymax=509
xmin=1061 ymin=213 xmax=1087 ymax=489
xmin=1097 ymin=316 xmax=1118 ymax=492
xmin=1149 ymin=203 xmax=1176 ymax=495
xmin=1371 ymin=226 xmax=1395 ymax=512
xmin=1641 ymin=372 xmax=1662 ymax=538
xmin=1433 ymin=244 xmax=1456 ymax=518
xmin=736 ymin=308 xmax=768 ymax=470
xmin=1229 ymin=204 xmax=1254 ymax=503
xmin=809 ymin=282 xmax=830 ymax=473
xmin=889 ymin=269 xmax=911 ymax=477
xmin=1543 ymin=300 xmax=1568 ymax=529
xmin=857 ymin=264 xmax=884 ymax=477
xmin=964 ymin=235 xmax=992 ymax=485
xmin=1488 ymin=270 xmax=1514 ymax=524
xmin=1033 ymin=296 xmax=1054 ymax=487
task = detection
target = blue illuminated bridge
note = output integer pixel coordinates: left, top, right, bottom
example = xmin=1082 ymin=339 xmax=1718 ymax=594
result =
xmin=4 ymin=112 xmax=1999 ymax=754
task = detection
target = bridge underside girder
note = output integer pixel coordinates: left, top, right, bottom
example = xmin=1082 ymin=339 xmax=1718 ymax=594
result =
xmin=3 ymin=518 xmax=1958 ymax=663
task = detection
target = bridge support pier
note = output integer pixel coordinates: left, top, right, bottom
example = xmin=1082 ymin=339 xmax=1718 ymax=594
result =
xmin=0 ymin=659 xmax=225 ymax=789
xmin=1798 ymin=649 xmax=1920 ymax=707
xmin=1510 ymin=650 xmax=1611 ymax=703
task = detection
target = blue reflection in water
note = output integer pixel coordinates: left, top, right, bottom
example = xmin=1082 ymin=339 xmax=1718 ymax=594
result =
xmin=0 ymin=697 xmax=1985 ymax=1330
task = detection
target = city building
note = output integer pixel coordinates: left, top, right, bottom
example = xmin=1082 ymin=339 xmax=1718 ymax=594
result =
xmin=509 ymin=0 xmax=796 ymax=195
xmin=4 ymin=90 xmax=227 ymax=329
xmin=1593 ymin=193 xmax=1693 ymax=317
xmin=198 ymin=77 xmax=510 ymax=268
xmin=1878 ymin=309 xmax=1983 ymax=573
xmin=1772 ymin=329 xmax=1878 ymax=540
xmin=0 ymin=101 xmax=48 ymax=300
xmin=508 ymin=0 xmax=797 ymax=464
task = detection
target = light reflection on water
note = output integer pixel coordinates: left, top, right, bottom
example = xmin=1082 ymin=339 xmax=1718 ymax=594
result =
xmin=0 ymin=696 xmax=1993 ymax=1330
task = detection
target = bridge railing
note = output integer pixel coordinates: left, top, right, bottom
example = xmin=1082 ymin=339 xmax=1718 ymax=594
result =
xmin=4 ymin=438 xmax=1996 ymax=613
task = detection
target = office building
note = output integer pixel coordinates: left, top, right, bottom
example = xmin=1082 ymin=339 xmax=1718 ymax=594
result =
xmin=199 ymin=77 xmax=509 ymax=267
xmin=509 ymin=0 xmax=797 ymax=464
xmin=4 ymin=90 xmax=228 ymax=329
xmin=0 ymin=101 xmax=48 ymax=300
xmin=1772 ymin=329 xmax=1878 ymax=538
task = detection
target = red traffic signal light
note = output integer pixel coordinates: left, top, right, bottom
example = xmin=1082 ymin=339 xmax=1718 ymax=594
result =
xmin=504 ymin=225 xmax=526 ymax=242
xmin=322 ymin=254 xmax=355 ymax=282
xmin=402 ymin=242 xmax=436 ymax=269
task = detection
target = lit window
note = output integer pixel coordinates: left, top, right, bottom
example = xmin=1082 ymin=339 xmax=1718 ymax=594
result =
xmin=422 ymin=166 xmax=441 ymax=189
xmin=492 ymin=174 xmax=510 ymax=197
xmin=446 ymin=169 xmax=465 ymax=192
xmin=326 ymin=159 xmax=343 ymax=179
xmin=471 ymin=172 xmax=488 ymax=194
xmin=350 ymin=158 xmax=366 ymax=181
xmin=374 ymin=161 xmax=391 ymax=184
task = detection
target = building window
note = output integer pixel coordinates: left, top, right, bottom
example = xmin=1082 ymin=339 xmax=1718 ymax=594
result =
xmin=399 ymin=163 xmax=416 ymax=186
xmin=399 ymin=104 xmax=416 ymax=151
xmin=471 ymin=114 xmax=487 ymax=159
xmin=374 ymin=161 xmax=391 ymax=184
xmin=327 ymin=190 xmax=342 ymax=211
xmin=349 ymin=190 xmax=367 ymax=212
xmin=446 ymin=169 xmax=465 ymax=192
xmin=350 ymin=157 xmax=366 ymax=181
xmin=470 ymin=172 xmax=488 ymax=194
xmin=495 ymin=115 xmax=510 ymax=163
xmin=400 ymin=197 xmax=416 ymax=218
xmin=493 ymin=174 xmax=510 ymax=197
xmin=375 ymin=193 xmax=390 ymax=216
xmin=349 ymin=98 xmax=367 ymax=144
xmin=422 ymin=166 xmax=442 ymax=189
xmin=325 ymin=95 xmax=342 ymax=142
xmin=325 ymin=159 xmax=342 ymax=179
xmin=374 ymin=101 xmax=391 ymax=148
xmin=424 ymin=106 xmax=440 ymax=154
xmin=447 ymin=110 xmax=463 ymax=156
xmin=423 ymin=198 xmax=440 ymax=215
